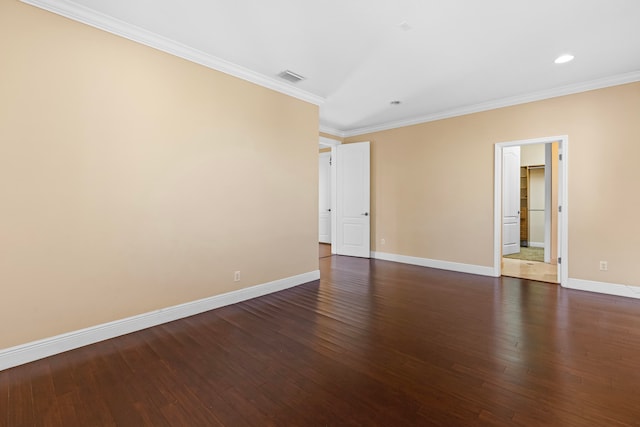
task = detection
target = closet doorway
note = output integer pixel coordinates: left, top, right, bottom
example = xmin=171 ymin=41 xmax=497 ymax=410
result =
xmin=494 ymin=136 xmax=568 ymax=285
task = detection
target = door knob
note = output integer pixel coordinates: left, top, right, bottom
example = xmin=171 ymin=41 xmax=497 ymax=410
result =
xmin=362 ymin=212 xmax=369 ymax=216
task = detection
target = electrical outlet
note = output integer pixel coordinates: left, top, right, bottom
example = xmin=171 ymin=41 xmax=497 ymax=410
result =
xmin=234 ymin=271 xmax=241 ymax=281
xmin=381 ymin=238 xmax=386 ymax=245
xmin=599 ymin=261 xmax=608 ymax=271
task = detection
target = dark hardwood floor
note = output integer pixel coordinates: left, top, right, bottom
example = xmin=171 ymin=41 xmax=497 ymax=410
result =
xmin=3 ymin=255 xmax=640 ymax=426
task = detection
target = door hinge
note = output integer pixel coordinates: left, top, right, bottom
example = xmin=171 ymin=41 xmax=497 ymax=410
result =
xmin=559 ymin=153 xmax=563 ymax=161
xmin=558 ymin=205 xmax=562 ymax=213
xmin=329 ymin=156 xmax=332 ymax=166
xmin=558 ymin=257 xmax=562 ymax=264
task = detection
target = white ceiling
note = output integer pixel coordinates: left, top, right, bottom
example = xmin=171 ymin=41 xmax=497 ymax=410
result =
xmin=26 ymin=0 xmax=640 ymax=136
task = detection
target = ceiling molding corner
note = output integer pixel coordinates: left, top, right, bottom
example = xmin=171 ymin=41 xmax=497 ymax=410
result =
xmin=318 ymin=125 xmax=346 ymax=139
xmin=319 ymin=136 xmax=341 ymax=147
xmin=342 ymin=70 xmax=640 ymax=137
xmin=21 ymin=0 xmax=325 ymax=106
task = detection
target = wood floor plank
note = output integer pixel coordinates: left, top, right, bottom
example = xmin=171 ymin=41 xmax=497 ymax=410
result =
xmin=29 ymin=364 xmax=63 ymax=426
xmin=2 ymin=254 xmax=640 ymax=425
xmin=0 ymin=364 xmax=10 ymax=427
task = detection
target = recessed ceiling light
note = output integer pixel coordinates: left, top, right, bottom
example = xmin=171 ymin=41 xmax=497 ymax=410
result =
xmin=390 ymin=100 xmax=401 ymax=105
xmin=554 ymin=54 xmax=575 ymax=64
xmin=399 ymin=21 xmax=412 ymax=31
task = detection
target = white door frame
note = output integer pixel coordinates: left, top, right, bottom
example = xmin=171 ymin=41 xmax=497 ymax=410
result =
xmin=494 ymin=135 xmax=568 ymax=286
xmin=544 ymin=145 xmax=552 ymax=263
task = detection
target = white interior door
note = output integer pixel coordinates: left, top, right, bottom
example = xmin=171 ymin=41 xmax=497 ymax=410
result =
xmin=336 ymin=142 xmax=370 ymax=258
xmin=318 ymin=152 xmax=331 ymax=244
xmin=502 ymin=146 xmax=521 ymax=256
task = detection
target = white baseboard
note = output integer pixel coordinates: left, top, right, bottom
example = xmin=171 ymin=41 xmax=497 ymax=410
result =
xmin=371 ymin=251 xmax=640 ymax=301
xmin=0 ymin=270 xmax=320 ymax=371
xmin=566 ymin=278 xmax=640 ymax=300
xmin=529 ymin=242 xmax=544 ymax=248
xmin=371 ymin=251 xmax=494 ymax=277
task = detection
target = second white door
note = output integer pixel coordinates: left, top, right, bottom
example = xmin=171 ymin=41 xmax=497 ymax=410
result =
xmin=335 ymin=142 xmax=370 ymax=258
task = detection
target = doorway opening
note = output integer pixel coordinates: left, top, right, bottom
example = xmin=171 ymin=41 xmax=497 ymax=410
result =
xmin=318 ymin=137 xmax=371 ymax=259
xmin=318 ymin=136 xmax=340 ymax=258
xmin=494 ymin=136 xmax=568 ymax=286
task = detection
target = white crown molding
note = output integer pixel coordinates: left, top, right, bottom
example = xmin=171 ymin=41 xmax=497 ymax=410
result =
xmin=20 ymin=0 xmax=324 ymax=106
xmin=0 ymin=270 xmax=319 ymax=371
xmin=19 ymin=2 xmax=640 ymax=141
xmin=567 ymin=278 xmax=640 ymax=300
xmin=319 ymin=136 xmax=341 ymax=147
xmin=371 ymin=251 xmax=495 ymax=277
xmin=340 ymin=71 xmax=640 ymax=137
xmin=319 ymin=125 xmax=346 ymax=138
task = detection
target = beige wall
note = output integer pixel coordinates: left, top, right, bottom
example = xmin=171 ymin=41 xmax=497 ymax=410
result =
xmin=521 ymin=144 xmax=546 ymax=166
xmin=0 ymin=1 xmax=319 ymax=349
xmin=345 ymin=82 xmax=640 ymax=287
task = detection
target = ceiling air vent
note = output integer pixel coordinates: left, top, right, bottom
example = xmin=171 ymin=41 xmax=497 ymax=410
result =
xmin=278 ymin=70 xmax=305 ymax=83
